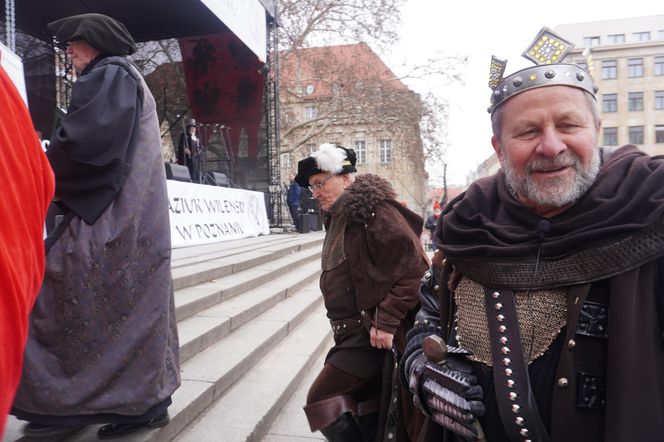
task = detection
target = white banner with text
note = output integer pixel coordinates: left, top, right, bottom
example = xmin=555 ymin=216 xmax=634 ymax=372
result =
xmin=167 ymin=181 xmax=269 ymax=248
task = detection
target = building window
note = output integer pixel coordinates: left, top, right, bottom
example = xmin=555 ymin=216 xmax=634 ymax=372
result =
xmin=280 ymin=153 xmax=291 ymax=169
xmin=633 ymin=31 xmax=651 ymax=42
xmin=304 ymin=105 xmax=317 ymax=120
xmin=657 ymin=125 xmax=664 ymax=143
xmin=602 ymin=94 xmax=617 ymax=113
xmin=607 ymin=34 xmax=625 ymax=44
xmin=306 ymin=143 xmax=316 ymax=155
xmin=629 ymin=126 xmax=644 ymax=144
xmin=379 ymin=139 xmax=392 ymax=163
xmin=602 ymin=60 xmax=617 ymax=80
xmin=658 ymin=30 xmax=664 ymax=40
xmin=603 ymin=127 xmax=618 ymax=146
xmin=583 ymin=36 xmax=600 ymax=47
xmin=656 ymin=91 xmax=664 ymax=110
xmin=353 ymin=140 xmax=366 ymax=164
xmin=628 ymin=58 xmax=644 ymax=77
xmin=576 ymin=60 xmax=588 ymax=72
xmin=655 ymin=57 xmax=664 ymax=76
xmin=628 ymin=92 xmax=644 ymax=111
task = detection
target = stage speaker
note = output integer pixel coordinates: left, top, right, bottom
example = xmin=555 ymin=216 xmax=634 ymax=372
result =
xmin=204 ymin=171 xmax=229 ymax=187
xmin=298 ymin=213 xmax=310 ymax=233
xmin=164 ymin=163 xmax=192 ymax=182
xmin=300 ymin=197 xmax=319 ymax=213
xmin=298 ymin=213 xmax=322 ymax=233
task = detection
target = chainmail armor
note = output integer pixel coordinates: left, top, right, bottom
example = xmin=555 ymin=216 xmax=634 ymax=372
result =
xmin=454 ymin=277 xmax=567 ymax=366
xmin=452 ymin=220 xmax=664 ymax=290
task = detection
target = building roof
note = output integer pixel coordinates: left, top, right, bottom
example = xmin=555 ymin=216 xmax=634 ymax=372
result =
xmin=281 ymin=42 xmax=410 ymax=99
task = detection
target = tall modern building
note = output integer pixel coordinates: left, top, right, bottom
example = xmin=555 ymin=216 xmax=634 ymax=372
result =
xmin=556 ymin=15 xmax=664 ymax=156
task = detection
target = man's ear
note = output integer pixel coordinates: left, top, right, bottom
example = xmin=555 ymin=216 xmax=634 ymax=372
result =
xmin=491 ymin=136 xmax=502 ymax=158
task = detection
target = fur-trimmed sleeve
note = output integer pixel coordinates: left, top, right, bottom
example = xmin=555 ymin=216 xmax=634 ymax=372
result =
xmin=346 ymin=200 xmax=428 ymax=331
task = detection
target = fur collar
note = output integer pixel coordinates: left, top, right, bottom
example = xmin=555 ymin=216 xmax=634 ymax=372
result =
xmin=343 ymin=174 xmax=397 ymax=226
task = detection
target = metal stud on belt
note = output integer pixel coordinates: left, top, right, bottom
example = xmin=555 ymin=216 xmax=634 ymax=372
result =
xmin=484 ymin=288 xmax=550 ymax=442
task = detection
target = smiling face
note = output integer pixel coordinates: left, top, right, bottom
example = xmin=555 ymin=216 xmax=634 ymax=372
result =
xmin=308 ymin=172 xmax=352 ymax=211
xmin=491 ymin=86 xmax=602 ymax=217
xmin=66 ymin=39 xmax=102 ymax=74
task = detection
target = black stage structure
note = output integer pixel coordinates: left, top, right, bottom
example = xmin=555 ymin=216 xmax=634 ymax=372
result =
xmin=0 ymin=0 xmax=284 ymax=226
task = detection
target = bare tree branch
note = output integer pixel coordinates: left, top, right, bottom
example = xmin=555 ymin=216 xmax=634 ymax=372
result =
xmin=277 ymin=0 xmax=466 ymax=190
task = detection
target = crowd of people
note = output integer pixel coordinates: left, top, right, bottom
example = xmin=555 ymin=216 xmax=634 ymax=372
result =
xmin=3 ymin=14 xmax=664 ymax=442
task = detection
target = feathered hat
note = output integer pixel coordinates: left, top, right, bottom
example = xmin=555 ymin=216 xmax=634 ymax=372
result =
xmin=294 ymin=143 xmax=357 ymax=187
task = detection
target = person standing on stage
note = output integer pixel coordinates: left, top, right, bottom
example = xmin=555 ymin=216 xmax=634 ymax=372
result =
xmin=286 ymin=173 xmax=301 ymax=231
xmin=12 ymin=13 xmax=180 ymax=439
xmin=296 ymin=143 xmax=427 ymax=441
xmin=178 ymin=119 xmax=202 ymax=183
xmin=0 ymin=66 xmax=54 ymax=437
xmin=402 ymin=27 xmax=664 ymax=442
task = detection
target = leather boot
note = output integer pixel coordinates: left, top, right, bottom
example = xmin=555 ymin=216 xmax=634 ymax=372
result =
xmin=358 ymin=411 xmax=379 ymax=442
xmin=319 ymin=412 xmax=368 ymax=442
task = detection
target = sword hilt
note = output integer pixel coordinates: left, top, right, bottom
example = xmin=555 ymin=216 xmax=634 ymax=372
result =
xmin=423 ymin=334 xmax=447 ymax=364
xmin=421 ymin=335 xmax=487 ymax=442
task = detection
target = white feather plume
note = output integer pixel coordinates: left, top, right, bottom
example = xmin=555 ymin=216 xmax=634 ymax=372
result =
xmin=311 ymin=143 xmax=346 ymax=174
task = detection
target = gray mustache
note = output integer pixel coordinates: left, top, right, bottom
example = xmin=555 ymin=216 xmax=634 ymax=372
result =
xmin=526 ymin=153 xmax=578 ymax=172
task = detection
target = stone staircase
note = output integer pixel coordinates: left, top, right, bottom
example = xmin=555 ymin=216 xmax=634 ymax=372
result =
xmin=3 ymin=232 xmax=331 ymax=442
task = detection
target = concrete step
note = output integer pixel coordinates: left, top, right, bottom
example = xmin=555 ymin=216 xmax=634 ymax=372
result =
xmin=177 ymin=260 xmax=321 ymax=364
xmin=174 ymin=246 xmax=321 ymax=322
xmin=3 ymin=233 xmax=325 ymax=442
xmin=173 ymin=304 xmax=332 ymax=442
xmin=172 ymin=233 xmax=324 ymax=291
xmin=140 ymin=281 xmax=328 ymax=442
xmin=170 ymin=233 xmax=321 ymax=267
xmin=3 ymin=280 xmax=325 ymax=442
xmin=262 ymin=344 xmax=330 ymax=441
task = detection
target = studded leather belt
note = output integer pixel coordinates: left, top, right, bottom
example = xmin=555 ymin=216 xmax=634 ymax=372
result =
xmin=484 ymin=288 xmax=550 ymax=442
xmin=329 ymin=312 xmax=368 ymax=338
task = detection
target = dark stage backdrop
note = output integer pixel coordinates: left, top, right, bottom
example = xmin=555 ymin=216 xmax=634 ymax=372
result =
xmin=0 ymin=23 xmax=57 ymax=138
xmin=179 ymin=30 xmax=267 ymax=192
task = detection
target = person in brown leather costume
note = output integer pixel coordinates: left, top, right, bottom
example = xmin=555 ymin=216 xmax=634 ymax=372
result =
xmin=402 ymin=27 xmax=664 ymax=442
xmin=296 ymin=143 xmax=427 ymax=441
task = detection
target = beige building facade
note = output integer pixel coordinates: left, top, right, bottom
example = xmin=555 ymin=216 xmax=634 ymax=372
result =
xmin=279 ymin=43 xmax=428 ymax=216
xmin=556 ymin=15 xmax=664 ymax=156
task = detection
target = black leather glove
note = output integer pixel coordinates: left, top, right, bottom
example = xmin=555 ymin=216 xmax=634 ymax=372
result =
xmin=407 ymin=349 xmax=485 ymax=441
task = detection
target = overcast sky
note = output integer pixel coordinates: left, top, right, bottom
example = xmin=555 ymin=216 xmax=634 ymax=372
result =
xmin=385 ymin=1 xmax=664 ymax=186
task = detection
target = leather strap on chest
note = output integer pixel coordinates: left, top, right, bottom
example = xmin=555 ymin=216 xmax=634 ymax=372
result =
xmin=484 ymin=287 xmax=550 ymax=442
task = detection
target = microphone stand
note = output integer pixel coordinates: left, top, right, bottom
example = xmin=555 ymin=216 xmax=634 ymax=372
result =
xmin=221 ymin=125 xmax=234 ymax=184
xmin=179 ymin=116 xmax=191 ymax=163
xmin=197 ymin=123 xmax=208 ymax=185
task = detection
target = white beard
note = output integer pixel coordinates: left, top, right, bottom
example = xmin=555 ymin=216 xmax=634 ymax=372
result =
xmin=503 ymin=148 xmax=601 ymax=208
